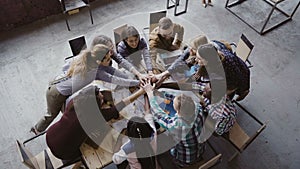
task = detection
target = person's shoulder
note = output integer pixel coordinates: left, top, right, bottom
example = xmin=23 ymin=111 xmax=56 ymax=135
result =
xmin=139 ymin=38 xmax=147 ymax=47
xmin=173 ymin=23 xmax=184 ymax=30
xmin=122 ymin=140 xmax=135 ymax=154
xmin=117 ymin=41 xmax=127 ymax=51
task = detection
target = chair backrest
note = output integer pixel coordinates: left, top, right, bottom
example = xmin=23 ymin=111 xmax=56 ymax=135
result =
xmin=230 ymin=100 xmax=267 ymax=152
xmin=69 ymin=36 xmax=87 ymax=56
xmin=16 ymin=139 xmax=76 ymax=169
xmin=16 ymin=140 xmax=39 ymax=169
xmin=149 ymin=10 xmax=167 ymax=33
xmin=113 ymin=24 xmax=128 ymax=50
xmin=229 ymin=122 xmax=250 ymax=150
xmin=183 ymin=153 xmax=222 ymax=169
xmin=235 ymin=34 xmax=254 ymax=62
xmin=199 ymin=154 xmax=222 ymax=169
xmin=60 ymin=0 xmax=89 ymax=12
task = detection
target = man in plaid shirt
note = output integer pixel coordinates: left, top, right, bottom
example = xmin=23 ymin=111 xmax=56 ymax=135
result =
xmin=141 ymin=79 xmax=207 ymax=167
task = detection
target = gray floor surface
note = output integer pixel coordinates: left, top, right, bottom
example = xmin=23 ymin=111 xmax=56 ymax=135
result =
xmin=0 ymin=0 xmax=299 ymax=168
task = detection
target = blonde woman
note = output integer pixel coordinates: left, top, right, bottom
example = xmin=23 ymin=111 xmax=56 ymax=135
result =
xmin=32 ymin=44 xmax=139 ymax=135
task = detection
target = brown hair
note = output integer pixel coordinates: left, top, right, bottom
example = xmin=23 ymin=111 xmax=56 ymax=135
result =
xmin=121 ymin=26 xmax=140 ymax=40
xmin=190 ymin=35 xmax=208 ymax=50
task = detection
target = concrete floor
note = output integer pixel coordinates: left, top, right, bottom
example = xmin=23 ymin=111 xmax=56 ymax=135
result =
xmin=0 ymin=0 xmax=299 ymax=168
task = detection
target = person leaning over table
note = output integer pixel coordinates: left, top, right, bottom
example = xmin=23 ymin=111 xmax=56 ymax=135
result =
xmin=154 ymin=35 xmax=250 ymax=102
xmin=199 ymin=41 xmax=250 ymax=101
xmin=149 ymin=17 xmax=184 ymax=73
xmin=63 ymin=35 xmax=147 ymax=81
xmin=117 ymin=26 xmax=154 ymax=78
xmin=151 ymin=34 xmax=210 ymax=84
xmin=92 ymin=34 xmax=148 ymax=82
xmin=31 ymin=44 xmax=140 ymax=135
xmin=141 ymin=79 xmax=208 ymax=168
xmin=112 ymin=100 xmax=161 ymax=169
xmin=163 ymin=40 xmax=238 ymax=137
xmin=46 ymin=85 xmax=119 ymax=160
xmin=195 ymin=44 xmax=244 ymax=136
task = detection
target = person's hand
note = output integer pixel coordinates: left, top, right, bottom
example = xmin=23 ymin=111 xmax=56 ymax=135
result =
xmin=152 ymin=68 xmax=161 ymax=75
xmin=140 ymin=78 xmax=155 ymax=96
xmin=148 ymin=71 xmax=154 ymax=76
xmin=137 ymin=73 xmax=148 ymax=83
xmin=155 ymin=74 xmax=168 ymax=88
xmin=144 ymin=95 xmax=151 ymax=115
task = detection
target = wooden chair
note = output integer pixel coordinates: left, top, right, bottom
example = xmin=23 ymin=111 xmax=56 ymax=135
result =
xmin=217 ymin=100 xmax=267 ymax=161
xmin=199 ymin=153 xmax=222 ymax=169
xmin=64 ymin=35 xmax=87 ymax=61
xmin=59 ymin=0 xmax=94 ymax=31
xmin=149 ymin=10 xmax=167 ymax=33
xmin=113 ymin=24 xmax=128 ymax=50
xmin=231 ymin=34 xmax=254 ymax=68
xmin=16 ymin=132 xmax=83 ymax=169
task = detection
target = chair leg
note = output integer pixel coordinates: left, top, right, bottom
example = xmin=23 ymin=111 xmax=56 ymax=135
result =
xmin=81 ymin=156 xmax=89 ymax=169
xmin=89 ymin=8 xmax=93 ymax=24
xmin=228 ymin=150 xmax=239 ymax=162
xmin=64 ymin=14 xmax=70 ymax=31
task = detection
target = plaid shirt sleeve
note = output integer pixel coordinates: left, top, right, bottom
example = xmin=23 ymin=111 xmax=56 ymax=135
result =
xmin=208 ymin=96 xmax=237 ymax=135
xmin=149 ymin=96 xmax=179 ymax=131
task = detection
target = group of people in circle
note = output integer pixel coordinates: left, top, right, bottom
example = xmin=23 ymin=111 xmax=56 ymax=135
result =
xmin=30 ymin=16 xmax=250 ymax=169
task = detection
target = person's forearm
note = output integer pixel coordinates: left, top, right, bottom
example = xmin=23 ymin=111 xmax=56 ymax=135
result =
xmin=161 ymin=70 xmax=170 ymax=78
xmin=113 ymin=52 xmax=134 ymax=72
xmin=149 ymin=48 xmax=158 ymax=70
xmin=146 ymin=91 xmax=154 ymax=98
xmin=167 ymin=48 xmax=190 ymax=73
xmin=144 ymin=95 xmax=150 ymax=114
xmin=130 ymin=67 xmax=142 ymax=77
xmin=142 ymin=48 xmax=153 ymax=72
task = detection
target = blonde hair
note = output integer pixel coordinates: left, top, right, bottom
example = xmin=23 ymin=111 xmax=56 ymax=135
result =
xmin=190 ymin=35 xmax=208 ymax=50
xmin=67 ymin=44 xmax=110 ymax=77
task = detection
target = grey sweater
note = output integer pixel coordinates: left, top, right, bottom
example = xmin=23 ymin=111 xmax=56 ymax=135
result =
xmin=56 ymin=65 xmax=139 ymax=96
xmin=117 ymin=38 xmax=152 ymax=71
